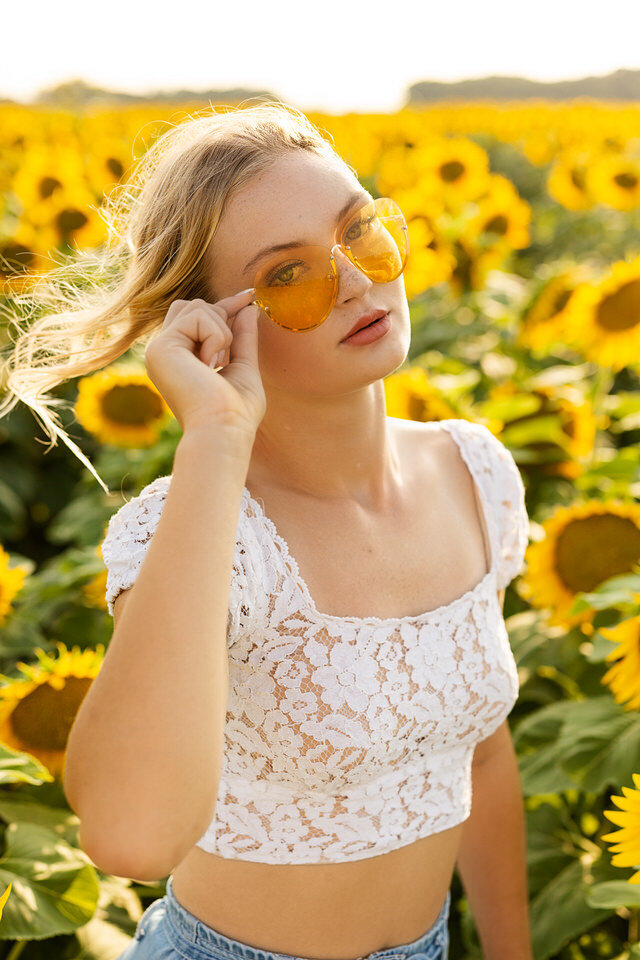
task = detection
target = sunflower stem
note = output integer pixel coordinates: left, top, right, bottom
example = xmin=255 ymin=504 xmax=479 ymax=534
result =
xmin=587 ymin=364 xmax=615 ymax=471
xmin=5 ymin=941 xmax=27 ymax=960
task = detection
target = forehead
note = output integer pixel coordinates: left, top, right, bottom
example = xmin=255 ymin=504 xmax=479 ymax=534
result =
xmin=218 ymin=151 xmax=358 ymax=236
xmin=208 ymin=150 xmax=363 ymax=289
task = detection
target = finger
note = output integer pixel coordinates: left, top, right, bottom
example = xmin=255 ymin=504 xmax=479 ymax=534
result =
xmin=225 ymin=302 xmax=261 ymax=368
xmin=181 ymin=292 xmax=257 ymax=346
xmin=162 ymin=289 xmax=254 ymax=329
xmin=209 ymin=288 xmax=256 ymax=325
xmin=183 ymin=299 xmax=247 ymax=354
xmin=216 ymin=287 xmax=255 ymax=306
xmin=162 ymin=299 xmax=189 ymax=327
xmin=191 ymin=293 xmax=257 ymax=365
xmin=159 ymin=304 xmax=233 ymax=369
xmin=182 ymin=290 xmax=255 ymax=320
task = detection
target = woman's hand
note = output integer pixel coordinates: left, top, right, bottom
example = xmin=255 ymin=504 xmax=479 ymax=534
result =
xmin=144 ymin=290 xmax=265 ymax=440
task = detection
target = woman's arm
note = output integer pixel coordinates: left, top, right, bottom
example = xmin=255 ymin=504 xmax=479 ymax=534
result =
xmin=455 ymin=723 xmax=534 ymax=960
xmin=64 ymin=425 xmax=254 ymax=880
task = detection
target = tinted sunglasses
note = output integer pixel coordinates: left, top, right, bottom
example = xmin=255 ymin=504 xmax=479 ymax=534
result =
xmin=246 ymin=197 xmax=409 ymax=332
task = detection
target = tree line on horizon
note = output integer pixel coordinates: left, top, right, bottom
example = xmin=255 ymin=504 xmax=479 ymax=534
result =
xmin=2 ymin=68 xmax=640 ymax=109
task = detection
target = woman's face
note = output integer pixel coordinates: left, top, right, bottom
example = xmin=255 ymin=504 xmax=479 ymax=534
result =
xmin=207 ymin=150 xmax=411 ymax=398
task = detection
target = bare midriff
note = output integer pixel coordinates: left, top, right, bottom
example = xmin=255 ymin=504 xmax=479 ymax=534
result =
xmin=170 ymin=823 xmax=464 ymax=960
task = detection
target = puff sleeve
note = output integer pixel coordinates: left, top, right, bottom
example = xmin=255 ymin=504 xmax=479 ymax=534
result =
xmin=477 ymin=424 xmax=530 ymax=589
xmin=101 ymin=476 xmax=171 ymax=616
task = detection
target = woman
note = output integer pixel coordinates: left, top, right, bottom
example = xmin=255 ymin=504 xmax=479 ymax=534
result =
xmin=4 ymin=101 xmax=532 ymax=960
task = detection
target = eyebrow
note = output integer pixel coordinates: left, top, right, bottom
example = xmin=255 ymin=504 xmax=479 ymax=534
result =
xmin=241 ymin=191 xmax=370 ymax=276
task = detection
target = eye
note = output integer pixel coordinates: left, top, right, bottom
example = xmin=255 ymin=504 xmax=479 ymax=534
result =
xmin=265 ymin=260 xmax=306 ymax=286
xmin=344 ymin=213 xmax=377 ymax=244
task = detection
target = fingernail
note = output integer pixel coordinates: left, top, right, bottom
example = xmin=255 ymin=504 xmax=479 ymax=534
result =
xmin=238 ymin=287 xmax=254 ymax=294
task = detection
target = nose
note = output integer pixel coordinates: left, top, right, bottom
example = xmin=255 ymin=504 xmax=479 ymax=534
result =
xmin=331 ymin=242 xmax=372 ymax=299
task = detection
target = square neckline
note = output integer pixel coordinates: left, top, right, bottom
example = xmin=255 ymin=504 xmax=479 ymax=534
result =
xmin=241 ymin=418 xmax=499 ymax=626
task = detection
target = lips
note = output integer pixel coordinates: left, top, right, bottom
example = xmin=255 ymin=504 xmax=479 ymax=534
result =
xmin=342 ymin=309 xmax=389 ymax=341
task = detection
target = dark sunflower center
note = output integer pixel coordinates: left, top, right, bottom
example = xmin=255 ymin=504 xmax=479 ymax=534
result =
xmin=553 ymin=289 xmax=573 ymax=313
xmin=614 ymin=172 xmax=638 ymax=190
xmin=0 ymin=243 xmax=35 ymax=272
xmin=555 ymin=514 xmax=640 ymax=593
xmin=56 ymin=208 xmax=89 ymax=235
xmin=103 ymin=384 xmax=165 ymax=425
xmin=11 ymin=677 xmax=92 ymax=750
xmin=440 ymin=161 xmax=465 ymax=183
xmin=595 ymin=279 xmax=640 ymax=332
xmin=106 ymin=157 xmax=124 ymax=179
xmin=408 ymin=395 xmax=429 ymax=420
xmin=483 ymin=214 xmax=508 ymax=236
xmin=571 ymin=168 xmax=587 ymax=191
xmin=39 ymin=176 xmax=63 ymax=200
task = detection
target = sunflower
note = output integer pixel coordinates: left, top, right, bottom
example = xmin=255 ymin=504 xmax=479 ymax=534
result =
xmin=448 ymin=236 xmax=506 ymax=296
xmin=389 ymin=182 xmax=448 ymax=230
xmin=383 ymin=366 xmax=462 ymax=422
xmin=561 ymin=254 xmax=640 ymax=372
xmin=544 ymin=394 xmax=601 ymax=480
xmin=460 ymin=174 xmax=532 ymax=255
xmin=27 ymin=184 xmax=108 ymax=252
xmin=420 ymin=136 xmax=491 ymax=207
xmin=516 ymin=268 xmax=591 ymax=354
xmin=485 ymin=382 xmax=601 ymax=480
xmin=520 ymin=500 xmax=640 ymax=628
xmin=384 ymin=180 xmax=460 ymax=298
xmin=83 ymin=136 xmax=133 ymax=198
xmin=0 ymin=224 xmax=55 ymax=282
xmin=375 ymin=142 xmax=432 ymax=194
xmin=74 ymin=364 xmax=173 ymax=447
xmin=546 ymin=148 xmax=595 ymax=211
xmin=0 ymin=545 xmax=29 ymax=626
xmin=11 ymin=145 xmax=87 ymax=212
xmin=599 ymin=614 xmax=640 ymax=710
xmin=0 ymin=642 xmax=105 ymax=780
xmin=601 ymin=772 xmax=640 ymax=883
xmin=521 ymin=132 xmax=559 ymax=168
xmin=325 ymin=112 xmax=382 ymax=181
xmin=404 ymin=216 xmax=458 ymax=300
xmin=586 ymin=152 xmax=640 ymax=211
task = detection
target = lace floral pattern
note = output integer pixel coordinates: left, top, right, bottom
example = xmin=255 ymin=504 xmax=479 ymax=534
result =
xmin=101 ymin=418 xmax=529 ymax=864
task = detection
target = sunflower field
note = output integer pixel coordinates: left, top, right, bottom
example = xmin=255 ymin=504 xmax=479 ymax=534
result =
xmin=1 ymin=98 xmax=640 ymax=959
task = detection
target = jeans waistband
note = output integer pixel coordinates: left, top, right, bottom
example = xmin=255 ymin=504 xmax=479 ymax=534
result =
xmin=163 ymin=873 xmax=450 ymax=960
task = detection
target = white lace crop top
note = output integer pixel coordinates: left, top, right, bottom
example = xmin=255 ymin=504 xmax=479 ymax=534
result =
xmin=101 ymin=418 xmax=530 ymax=865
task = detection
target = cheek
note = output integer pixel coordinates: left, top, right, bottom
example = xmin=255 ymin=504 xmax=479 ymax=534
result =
xmin=258 ymin=316 xmax=325 ymax=378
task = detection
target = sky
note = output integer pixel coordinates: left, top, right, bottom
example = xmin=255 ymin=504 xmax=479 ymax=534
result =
xmin=4 ymin=1 xmax=640 ymax=114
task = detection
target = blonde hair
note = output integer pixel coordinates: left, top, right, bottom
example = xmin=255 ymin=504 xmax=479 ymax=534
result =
xmin=0 ymin=99 xmax=350 ymax=494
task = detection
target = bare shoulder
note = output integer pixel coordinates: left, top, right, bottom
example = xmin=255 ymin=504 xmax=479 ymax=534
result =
xmin=387 ymin=415 xmax=454 ymax=475
xmin=386 ymin=415 xmax=443 ymax=443
xmin=388 ymin=416 xmax=483 ymax=526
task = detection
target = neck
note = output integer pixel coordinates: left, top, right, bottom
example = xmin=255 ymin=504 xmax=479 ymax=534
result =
xmin=246 ymin=382 xmax=403 ymax=512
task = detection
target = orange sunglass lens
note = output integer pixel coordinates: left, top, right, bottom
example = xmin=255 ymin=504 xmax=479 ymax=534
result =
xmin=341 ymin=198 xmax=409 ymax=283
xmin=253 ymin=246 xmax=337 ymax=331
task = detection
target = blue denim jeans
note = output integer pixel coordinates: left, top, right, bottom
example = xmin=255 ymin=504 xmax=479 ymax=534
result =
xmin=116 ymin=874 xmax=451 ymax=960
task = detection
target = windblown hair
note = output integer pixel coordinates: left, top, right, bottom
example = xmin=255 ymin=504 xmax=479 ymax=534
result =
xmin=0 ymin=99 xmax=349 ymax=493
